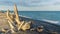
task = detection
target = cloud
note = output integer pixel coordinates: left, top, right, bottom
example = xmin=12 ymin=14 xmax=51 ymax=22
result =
xmin=20 ymin=0 xmax=60 ymax=7
xmin=19 ymin=5 xmax=60 ymax=11
xmin=0 ymin=0 xmax=60 ymax=11
xmin=0 ymin=0 xmax=20 ymax=6
xmin=0 ymin=0 xmax=20 ymax=11
xmin=0 ymin=1 xmax=13 ymax=6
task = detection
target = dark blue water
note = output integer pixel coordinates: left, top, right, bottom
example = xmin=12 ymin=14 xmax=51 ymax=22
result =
xmin=18 ymin=11 xmax=60 ymax=25
xmin=18 ymin=11 xmax=60 ymax=21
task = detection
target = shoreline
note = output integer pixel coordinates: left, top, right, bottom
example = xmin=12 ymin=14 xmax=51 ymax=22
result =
xmin=0 ymin=12 xmax=60 ymax=34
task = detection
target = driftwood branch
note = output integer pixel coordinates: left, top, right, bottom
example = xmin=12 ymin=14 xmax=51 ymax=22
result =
xmin=6 ymin=4 xmax=31 ymax=33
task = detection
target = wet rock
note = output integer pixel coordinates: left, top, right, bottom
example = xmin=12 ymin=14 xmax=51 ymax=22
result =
xmin=37 ymin=26 xmax=44 ymax=32
xmin=30 ymin=28 xmax=36 ymax=31
xmin=0 ymin=31 xmax=5 ymax=34
xmin=50 ymin=32 xmax=58 ymax=34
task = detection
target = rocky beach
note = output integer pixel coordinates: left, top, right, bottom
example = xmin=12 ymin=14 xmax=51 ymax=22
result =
xmin=0 ymin=4 xmax=60 ymax=34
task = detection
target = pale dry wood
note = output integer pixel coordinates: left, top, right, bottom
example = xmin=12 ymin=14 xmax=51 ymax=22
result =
xmin=6 ymin=4 xmax=31 ymax=33
xmin=14 ymin=4 xmax=21 ymax=25
xmin=18 ymin=21 xmax=25 ymax=30
xmin=7 ymin=9 xmax=15 ymax=33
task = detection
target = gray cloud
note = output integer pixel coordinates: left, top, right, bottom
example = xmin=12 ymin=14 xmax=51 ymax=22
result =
xmin=0 ymin=0 xmax=20 ymax=6
xmin=20 ymin=0 xmax=60 ymax=7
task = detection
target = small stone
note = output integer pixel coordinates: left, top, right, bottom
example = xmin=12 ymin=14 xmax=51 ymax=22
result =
xmin=37 ymin=26 xmax=44 ymax=32
xmin=51 ymin=32 xmax=58 ymax=34
xmin=30 ymin=28 xmax=36 ymax=31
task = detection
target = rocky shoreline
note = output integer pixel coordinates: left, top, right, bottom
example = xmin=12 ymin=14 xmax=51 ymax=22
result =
xmin=0 ymin=12 xmax=60 ymax=34
xmin=0 ymin=4 xmax=60 ymax=34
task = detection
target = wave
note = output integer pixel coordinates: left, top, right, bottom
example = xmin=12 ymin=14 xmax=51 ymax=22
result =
xmin=19 ymin=15 xmax=31 ymax=18
xmin=41 ymin=19 xmax=59 ymax=24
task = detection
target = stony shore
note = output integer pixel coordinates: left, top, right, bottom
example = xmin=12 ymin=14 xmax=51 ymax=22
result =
xmin=0 ymin=12 xmax=60 ymax=34
xmin=0 ymin=4 xmax=60 ymax=34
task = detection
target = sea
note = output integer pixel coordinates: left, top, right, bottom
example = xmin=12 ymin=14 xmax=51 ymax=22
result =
xmin=17 ymin=11 xmax=60 ymax=25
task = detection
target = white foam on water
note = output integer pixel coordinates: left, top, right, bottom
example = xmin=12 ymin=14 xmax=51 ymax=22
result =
xmin=19 ymin=15 xmax=31 ymax=18
xmin=42 ymin=19 xmax=59 ymax=24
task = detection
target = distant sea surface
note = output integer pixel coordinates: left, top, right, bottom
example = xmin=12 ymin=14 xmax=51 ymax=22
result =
xmin=17 ymin=11 xmax=60 ymax=25
xmin=18 ymin=11 xmax=60 ymax=20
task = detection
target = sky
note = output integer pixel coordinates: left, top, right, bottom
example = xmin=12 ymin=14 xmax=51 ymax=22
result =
xmin=0 ymin=0 xmax=60 ymax=11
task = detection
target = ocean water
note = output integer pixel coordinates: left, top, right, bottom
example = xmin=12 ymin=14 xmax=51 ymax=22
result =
xmin=18 ymin=11 xmax=60 ymax=20
xmin=18 ymin=11 xmax=60 ymax=25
